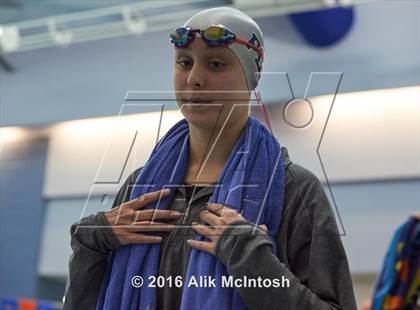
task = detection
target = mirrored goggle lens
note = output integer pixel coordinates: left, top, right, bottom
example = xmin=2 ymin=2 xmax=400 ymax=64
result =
xmin=170 ymin=27 xmax=191 ymax=46
xmin=202 ymin=25 xmax=235 ymax=44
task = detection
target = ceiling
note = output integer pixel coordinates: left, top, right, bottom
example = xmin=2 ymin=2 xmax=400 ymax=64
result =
xmin=0 ymin=0 xmax=334 ymax=55
xmin=0 ymin=0 xmax=228 ymax=24
xmin=0 ymin=1 xmax=145 ymax=24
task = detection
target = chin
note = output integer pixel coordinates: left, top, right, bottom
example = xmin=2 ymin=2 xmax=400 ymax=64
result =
xmin=180 ymin=104 xmax=221 ymax=125
xmin=184 ymin=113 xmax=220 ymax=131
xmin=180 ymin=103 xmax=247 ymax=131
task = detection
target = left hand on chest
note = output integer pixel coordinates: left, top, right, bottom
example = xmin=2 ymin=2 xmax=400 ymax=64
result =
xmin=187 ymin=203 xmax=267 ymax=256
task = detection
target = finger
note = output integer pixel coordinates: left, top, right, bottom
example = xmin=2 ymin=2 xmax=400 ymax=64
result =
xmin=127 ymin=189 xmax=171 ymax=210
xmin=258 ymin=224 xmax=268 ymax=232
xmin=134 ymin=209 xmax=181 ymax=222
xmin=129 ymin=221 xmax=176 ymax=232
xmin=191 ymin=222 xmax=218 ymax=238
xmin=200 ymin=210 xmax=222 ymax=227
xmin=120 ymin=234 xmax=162 ymax=245
xmin=207 ymin=203 xmax=225 ymax=216
xmin=187 ymin=239 xmax=214 ymax=255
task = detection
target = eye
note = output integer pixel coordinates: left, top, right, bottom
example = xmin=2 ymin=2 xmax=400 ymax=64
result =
xmin=176 ymin=58 xmax=192 ymax=69
xmin=208 ymin=60 xmax=225 ymax=69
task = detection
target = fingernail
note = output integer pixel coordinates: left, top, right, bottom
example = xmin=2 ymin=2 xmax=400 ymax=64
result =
xmin=192 ymin=221 xmax=198 ymax=225
xmin=162 ymin=189 xmax=170 ymax=194
xmin=170 ymin=211 xmax=181 ymax=216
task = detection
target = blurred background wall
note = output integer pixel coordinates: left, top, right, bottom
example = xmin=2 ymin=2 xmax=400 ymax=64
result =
xmin=0 ymin=0 xmax=419 ymax=308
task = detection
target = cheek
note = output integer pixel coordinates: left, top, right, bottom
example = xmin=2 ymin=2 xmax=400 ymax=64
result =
xmin=215 ymin=72 xmax=249 ymax=117
xmin=173 ymin=70 xmax=187 ymax=106
xmin=173 ymin=70 xmax=185 ymax=90
xmin=215 ymin=73 xmax=248 ymax=102
xmin=217 ymin=69 xmax=248 ymax=92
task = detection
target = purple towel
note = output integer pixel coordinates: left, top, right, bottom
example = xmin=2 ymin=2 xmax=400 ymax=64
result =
xmin=97 ymin=116 xmax=285 ymax=309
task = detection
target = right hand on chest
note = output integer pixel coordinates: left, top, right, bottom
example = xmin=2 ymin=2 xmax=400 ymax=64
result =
xmin=105 ymin=189 xmax=181 ymax=246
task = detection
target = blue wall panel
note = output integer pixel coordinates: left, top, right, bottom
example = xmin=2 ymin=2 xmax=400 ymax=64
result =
xmin=0 ymin=137 xmax=48 ymax=298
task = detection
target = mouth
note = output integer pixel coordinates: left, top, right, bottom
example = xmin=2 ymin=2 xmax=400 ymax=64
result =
xmin=182 ymin=97 xmax=213 ymax=105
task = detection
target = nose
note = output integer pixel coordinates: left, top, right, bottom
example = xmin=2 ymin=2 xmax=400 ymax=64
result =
xmin=186 ymin=61 xmax=206 ymax=88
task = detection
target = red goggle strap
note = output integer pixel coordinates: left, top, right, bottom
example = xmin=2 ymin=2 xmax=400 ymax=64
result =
xmin=235 ymin=37 xmax=264 ymax=60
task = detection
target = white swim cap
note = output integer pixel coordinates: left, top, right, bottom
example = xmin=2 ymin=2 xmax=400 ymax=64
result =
xmin=182 ymin=7 xmax=264 ymax=90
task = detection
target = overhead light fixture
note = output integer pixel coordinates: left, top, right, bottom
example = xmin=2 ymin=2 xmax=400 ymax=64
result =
xmin=0 ymin=25 xmax=20 ymax=53
xmin=323 ymin=0 xmax=338 ymax=6
xmin=121 ymin=7 xmax=147 ymax=35
xmin=0 ymin=0 xmax=349 ymax=54
xmin=48 ymin=18 xmax=73 ymax=47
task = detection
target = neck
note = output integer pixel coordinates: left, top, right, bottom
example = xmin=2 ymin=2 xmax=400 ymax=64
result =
xmin=187 ymin=116 xmax=248 ymax=182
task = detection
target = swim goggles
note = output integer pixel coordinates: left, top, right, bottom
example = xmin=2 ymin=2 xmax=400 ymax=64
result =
xmin=170 ymin=24 xmax=264 ymax=60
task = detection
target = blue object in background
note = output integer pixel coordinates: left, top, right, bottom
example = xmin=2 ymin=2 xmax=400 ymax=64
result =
xmin=289 ymin=6 xmax=355 ymax=47
xmin=36 ymin=301 xmax=54 ymax=310
xmin=0 ymin=298 xmax=54 ymax=310
xmin=0 ymin=297 xmax=18 ymax=309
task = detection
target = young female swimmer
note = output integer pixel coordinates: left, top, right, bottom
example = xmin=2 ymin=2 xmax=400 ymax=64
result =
xmin=64 ymin=7 xmax=357 ymax=310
